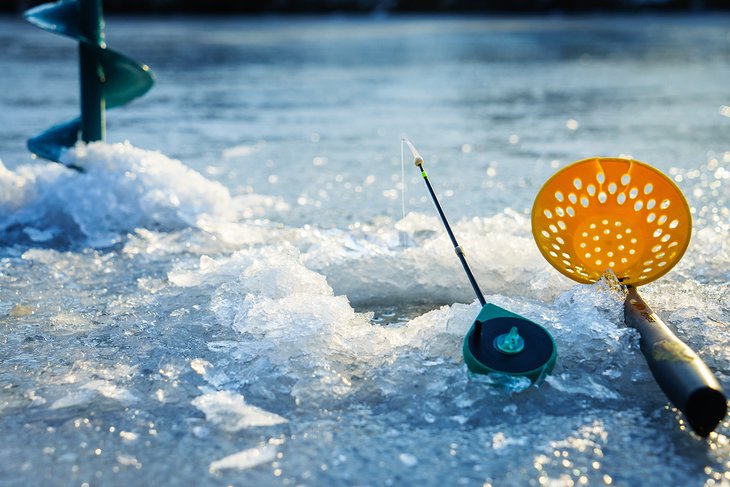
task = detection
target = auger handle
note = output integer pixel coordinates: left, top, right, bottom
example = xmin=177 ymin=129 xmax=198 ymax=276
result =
xmin=625 ymin=286 xmax=727 ymax=437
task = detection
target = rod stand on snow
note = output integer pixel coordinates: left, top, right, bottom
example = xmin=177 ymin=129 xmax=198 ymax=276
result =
xmin=403 ymin=139 xmax=557 ymax=382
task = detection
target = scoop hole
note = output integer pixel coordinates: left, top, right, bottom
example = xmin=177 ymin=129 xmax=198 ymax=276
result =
xmin=634 ymin=201 xmax=643 ymax=211
xmin=566 ymin=207 xmax=575 ymax=217
xmin=552 ymin=244 xmax=561 ymax=251
xmin=568 ymin=193 xmax=578 ymax=204
xmin=598 ymin=192 xmax=608 ymax=203
xmin=608 ymin=261 xmax=615 ymax=267
xmin=579 ymin=242 xmax=587 ymax=248
xmin=617 ymin=193 xmax=626 ymax=205
xmin=653 ymin=229 xmax=663 ymax=237
xmin=562 ymin=252 xmax=571 ymax=259
xmin=597 ymin=173 xmax=606 ymax=183
xmin=549 ymin=251 xmax=558 ymax=258
xmin=658 ymin=215 xmax=668 ymax=225
xmin=581 ymin=197 xmax=590 ymax=208
xmin=629 ymin=188 xmax=639 ymax=199
xmin=603 ymin=229 xmax=610 ymax=235
xmin=541 ymin=230 xmax=550 ymax=238
xmin=660 ymin=199 xmax=671 ymax=209
xmin=644 ymin=183 xmax=653 ymax=195
xmin=621 ymin=174 xmax=631 ymax=185
xmin=647 ymin=199 xmax=656 ymax=210
xmin=669 ymin=220 xmax=679 ymax=229
xmin=651 ymin=245 xmax=662 ymax=252
xmin=661 ymin=234 xmax=671 ymax=242
xmin=668 ymin=241 xmax=679 ymax=248
xmin=595 ymin=259 xmax=603 ymax=266
xmin=658 ymin=261 xmax=667 ymax=267
xmin=555 ymin=191 xmax=564 ymax=202
xmin=555 ymin=207 xmax=565 ymax=217
xmin=608 ymin=182 xmax=617 ymax=194
xmin=549 ymin=224 xmax=558 ymax=233
xmin=585 ymin=252 xmax=592 ymax=258
xmin=647 ymin=213 xmax=656 ymax=223
xmin=544 ymin=209 xmax=553 ymax=218
xmin=587 ymin=184 xmax=596 ymax=196
xmin=574 ymin=178 xmax=583 ymax=190
xmin=556 ymin=236 xmax=565 ymax=245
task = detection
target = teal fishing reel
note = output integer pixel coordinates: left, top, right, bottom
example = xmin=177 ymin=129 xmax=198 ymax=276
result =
xmin=25 ymin=0 xmax=154 ymax=168
xmin=463 ymin=305 xmax=556 ymax=383
xmin=404 ymin=140 xmax=557 ymax=383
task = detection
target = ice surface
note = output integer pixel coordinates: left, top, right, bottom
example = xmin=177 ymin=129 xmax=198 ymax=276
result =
xmin=1 ymin=14 xmax=729 ymax=487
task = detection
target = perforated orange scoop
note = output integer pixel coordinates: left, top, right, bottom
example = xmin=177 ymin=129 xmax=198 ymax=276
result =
xmin=531 ymin=157 xmax=725 ymax=438
xmin=532 ymin=157 xmax=691 ymax=286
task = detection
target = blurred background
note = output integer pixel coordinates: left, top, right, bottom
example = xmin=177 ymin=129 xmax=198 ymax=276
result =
xmin=4 ymin=0 xmax=730 ymax=13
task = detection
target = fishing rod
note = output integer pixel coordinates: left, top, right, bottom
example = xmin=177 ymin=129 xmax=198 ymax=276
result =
xmin=404 ymin=139 xmax=487 ymax=309
xmin=403 ymin=139 xmax=557 ymax=382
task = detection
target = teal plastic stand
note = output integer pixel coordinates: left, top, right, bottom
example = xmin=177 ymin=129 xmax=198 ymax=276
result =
xmin=463 ymin=304 xmax=557 ymax=383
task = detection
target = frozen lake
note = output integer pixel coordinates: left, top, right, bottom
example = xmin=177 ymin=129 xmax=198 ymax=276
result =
xmin=0 ymin=13 xmax=729 ymax=486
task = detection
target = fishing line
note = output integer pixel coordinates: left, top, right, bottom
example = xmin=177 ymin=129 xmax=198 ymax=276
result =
xmin=399 ymin=138 xmax=407 ymax=248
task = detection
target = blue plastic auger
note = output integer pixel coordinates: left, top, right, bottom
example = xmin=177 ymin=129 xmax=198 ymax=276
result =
xmin=24 ymin=0 xmax=154 ymax=169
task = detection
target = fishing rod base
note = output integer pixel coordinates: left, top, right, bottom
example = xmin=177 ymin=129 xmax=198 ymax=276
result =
xmin=463 ymin=304 xmax=557 ymax=383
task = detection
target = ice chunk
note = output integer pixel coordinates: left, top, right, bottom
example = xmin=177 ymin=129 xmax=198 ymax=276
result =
xmin=191 ymin=391 xmax=287 ymax=432
xmin=209 ymin=444 xmax=277 ymax=473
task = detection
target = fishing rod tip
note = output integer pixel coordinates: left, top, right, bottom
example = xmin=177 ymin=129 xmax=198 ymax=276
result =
xmin=402 ymin=138 xmax=424 ymax=166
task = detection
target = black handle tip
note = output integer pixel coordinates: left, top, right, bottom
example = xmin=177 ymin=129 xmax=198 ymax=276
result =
xmin=684 ymin=387 xmax=727 ymax=438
